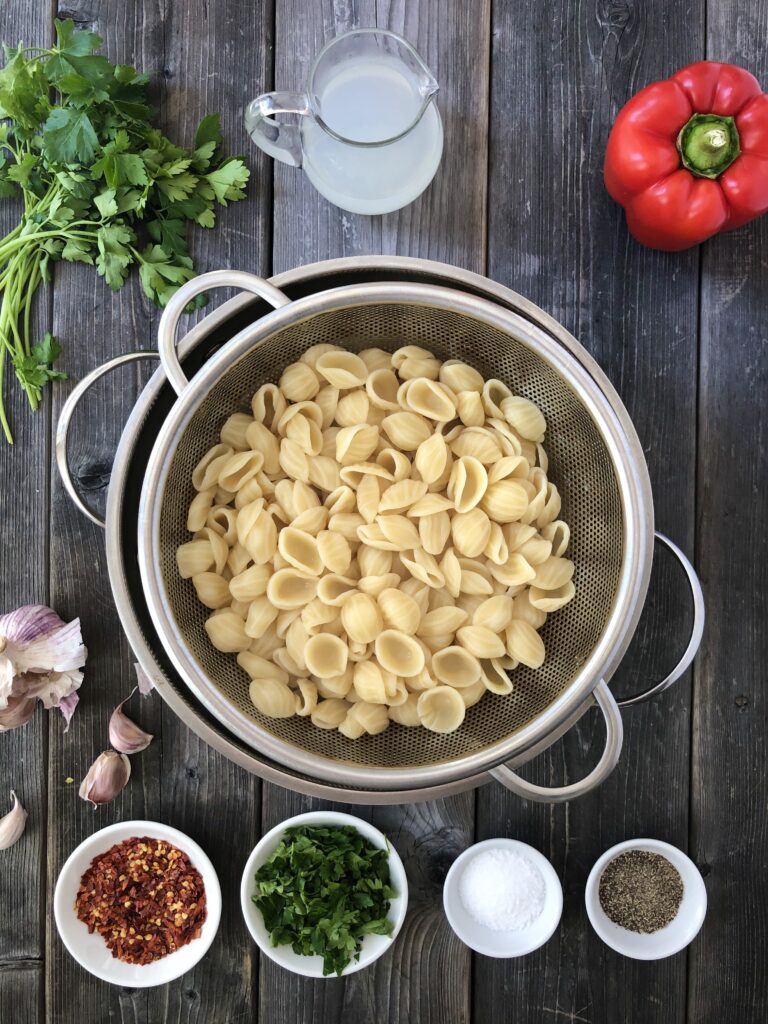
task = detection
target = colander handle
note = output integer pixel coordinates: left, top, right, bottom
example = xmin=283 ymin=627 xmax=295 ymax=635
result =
xmin=488 ymin=681 xmax=623 ymax=803
xmin=615 ymin=531 xmax=705 ymax=708
xmin=157 ymin=270 xmax=292 ymax=396
xmin=55 ymin=351 xmax=161 ymax=528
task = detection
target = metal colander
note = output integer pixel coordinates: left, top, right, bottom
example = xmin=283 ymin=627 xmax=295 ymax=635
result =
xmin=138 ymin=274 xmax=652 ymax=790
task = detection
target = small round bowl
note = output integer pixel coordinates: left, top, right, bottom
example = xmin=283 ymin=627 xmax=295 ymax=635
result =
xmin=443 ymin=838 xmax=563 ymax=957
xmin=54 ymin=820 xmax=222 ymax=987
xmin=240 ymin=810 xmax=408 ymax=977
xmin=585 ymin=838 xmax=707 ymax=959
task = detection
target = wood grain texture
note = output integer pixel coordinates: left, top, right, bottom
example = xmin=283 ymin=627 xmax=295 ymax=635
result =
xmin=479 ymin=2 xmax=703 ymax=1022
xmin=261 ymin=1 xmax=489 ymax=1022
xmin=43 ymin=0 xmax=272 ymax=1021
xmin=0 ymin=6 xmax=52 ymax=1024
xmin=688 ymin=2 xmax=768 ymax=1020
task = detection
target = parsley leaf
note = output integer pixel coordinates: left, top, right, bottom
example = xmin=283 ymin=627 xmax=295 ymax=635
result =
xmin=42 ymin=107 xmax=99 ymax=164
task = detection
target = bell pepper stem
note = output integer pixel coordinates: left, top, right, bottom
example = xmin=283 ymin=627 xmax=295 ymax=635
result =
xmin=678 ymin=113 xmax=740 ymax=178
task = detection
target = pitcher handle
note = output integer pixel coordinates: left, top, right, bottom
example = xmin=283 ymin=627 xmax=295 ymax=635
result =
xmin=244 ymin=91 xmax=310 ymax=167
xmin=157 ymin=271 xmax=292 ymax=396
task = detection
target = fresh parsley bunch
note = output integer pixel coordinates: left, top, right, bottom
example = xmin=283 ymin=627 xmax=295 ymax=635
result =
xmin=0 ymin=18 xmax=250 ymax=442
xmin=253 ymin=825 xmax=396 ymax=976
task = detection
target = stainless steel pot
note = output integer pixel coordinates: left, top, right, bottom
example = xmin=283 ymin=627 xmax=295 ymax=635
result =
xmin=57 ymin=257 xmax=704 ymax=803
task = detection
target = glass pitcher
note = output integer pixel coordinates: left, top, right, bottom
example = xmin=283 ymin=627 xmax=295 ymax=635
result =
xmin=245 ymin=29 xmax=443 ymax=215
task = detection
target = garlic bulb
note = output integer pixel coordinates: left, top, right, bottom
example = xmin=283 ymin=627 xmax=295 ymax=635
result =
xmin=79 ymin=750 xmax=131 ymax=806
xmin=0 ymin=790 xmax=27 ymax=849
xmin=109 ymin=694 xmax=153 ymax=754
xmin=0 ymin=695 xmax=37 ymax=732
xmin=0 ymin=605 xmax=87 ymax=729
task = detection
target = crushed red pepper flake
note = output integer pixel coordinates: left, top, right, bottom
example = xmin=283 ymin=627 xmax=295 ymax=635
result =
xmin=75 ymin=836 xmax=207 ymax=965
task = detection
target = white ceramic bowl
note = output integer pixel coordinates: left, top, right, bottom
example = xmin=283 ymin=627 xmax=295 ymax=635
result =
xmin=240 ymin=810 xmax=408 ymax=977
xmin=443 ymin=838 xmax=563 ymax=957
xmin=54 ymin=820 xmax=222 ymax=987
xmin=585 ymin=838 xmax=707 ymax=959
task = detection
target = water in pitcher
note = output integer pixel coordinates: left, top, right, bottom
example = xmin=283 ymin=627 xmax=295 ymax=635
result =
xmin=302 ymin=57 xmax=443 ymax=215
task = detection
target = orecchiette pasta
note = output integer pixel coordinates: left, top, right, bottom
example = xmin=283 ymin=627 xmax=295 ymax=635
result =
xmin=178 ymin=344 xmax=575 ymax=737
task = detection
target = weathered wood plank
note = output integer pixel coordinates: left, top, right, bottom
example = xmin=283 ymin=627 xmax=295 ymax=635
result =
xmin=45 ymin=0 xmax=272 ymax=1020
xmin=261 ymin=1 xmax=489 ymax=1022
xmin=0 ymin=5 xmax=52 ymax=1024
xmin=688 ymin=4 xmax=768 ymax=1021
xmin=479 ymin=2 xmax=702 ymax=1022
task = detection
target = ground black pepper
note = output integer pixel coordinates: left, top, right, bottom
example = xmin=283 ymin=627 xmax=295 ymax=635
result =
xmin=75 ymin=836 xmax=207 ymax=964
xmin=598 ymin=849 xmax=684 ymax=933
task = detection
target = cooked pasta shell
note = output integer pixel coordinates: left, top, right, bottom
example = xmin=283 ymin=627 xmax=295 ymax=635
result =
xmin=488 ymin=455 xmax=529 ymax=483
xmin=266 ymin=568 xmax=317 ymax=610
xmin=186 ymin=486 xmax=216 ymax=532
xmin=399 ymin=356 xmax=442 ymax=381
xmin=340 ymin=701 xmax=390 ymax=738
xmin=244 ymin=420 xmax=281 ymax=474
xmin=419 ymin=511 xmax=451 ymax=556
xmin=459 ymin=678 xmax=486 ymax=709
xmin=285 ymin=412 xmax=323 ymax=456
xmin=400 ymin=548 xmax=446 ymax=589
xmin=226 ymin=542 xmax=252 ymax=576
xmin=481 ymin=378 xmax=513 ymax=418
xmin=301 ymin=597 xmax=338 ymax=634
xmin=205 ymin=610 xmax=250 ymax=652
xmin=472 ymin=595 xmax=514 ymax=632
xmin=340 ymin=592 xmax=383 ymax=644
xmin=529 ymin=581 xmax=575 ymax=611
xmin=439 ymin=360 xmax=484 ymax=394
xmin=305 ymin=633 xmax=349 ymax=678
xmin=248 ymin=623 xmax=281 ymax=658
xmin=285 ymin=615 xmax=310 ymax=672
xmin=316 ymin=573 xmax=359 ymax=606
xmin=451 ymin=508 xmax=492 ymax=558
xmin=237 ymin=501 xmax=277 ymax=565
xmin=279 ymin=361 xmax=320 ymax=402
xmin=400 ymin=578 xmax=430 ymax=617
xmin=324 ymin=485 xmax=357 ymax=515
xmin=357 ymin=544 xmax=393 ymax=577
xmin=389 ymin=692 xmax=421 ymax=726
xmin=315 ymin=351 xmax=368 ymax=389
xmin=431 ymin=646 xmax=482 ymax=687
xmin=459 ymin=565 xmax=494 ymax=595
xmin=541 ymin=520 xmax=570 ymax=558
xmin=191 ymin=572 xmax=230 ymax=609
xmin=407 ymin=493 xmax=454 ymax=518
xmin=355 ymin=473 xmax=381 ymax=524
xmin=377 ymin=588 xmax=421 ymax=635
xmin=374 ymin=514 xmax=421 ymax=551
xmin=439 ymin=547 xmax=462 ymax=598
xmin=365 ymin=367 xmax=400 ymax=410
xmin=336 ymin=423 xmax=379 ymax=465
xmin=315 ymin=665 xmax=353 ymax=699
xmin=417 ymin=686 xmax=466 ymax=733
xmin=237 ymin=652 xmax=289 ymax=686
xmin=374 ymin=630 xmax=425 ymax=677
xmin=392 ymin=344 xmax=434 ymax=368
xmin=454 ymin=390 xmax=483 ymax=428
xmin=248 ymin=677 xmax=296 ymax=719
xmin=206 ymin=505 xmax=238 ymax=545
xmin=412 ymin=432 xmax=448 ymax=486
xmin=352 ymin=660 xmax=389 ymax=704
xmin=416 ymin=606 xmax=468 ymax=638
xmin=517 ymin=535 xmax=552 ymax=566
xmin=532 ymin=556 xmax=575 ymax=590
xmin=300 ymin=343 xmax=343 ymax=369
xmin=327 ymin=512 xmax=364 ymax=543
xmin=251 ymin=383 xmax=287 ymax=429
xmin=290 ymin=506 xmax=328 ymax=535
xmin=307 ymin=455 xmax=341 ymax=492
xmin=220 ymin=412 xmax=253 ymax=451
xmin=192 ymin=444 xmax=233 ymax=492
xmin=480 ymin=658 xmax=513 ymax=695
xmin=500 ymin=395 xmax=547 ymax=442
xmin=339 ymin=461 xmax=394 ymax=488
xmin=481 ymin=479 xmax=530 ymax=523
xmin=295 ymin=678 xmax=318 ymax=716
xmin=335 ymin=389 xmax=370 ymax=427
xmin=536 ymin=483 xmax=562 ymax=528
xmin=314 ymin=384 xmax=340 ymax=428
xmin=487 ymin=553 xmax=536 ymax=588
xmin=456 ymin=625 xmax=507 ymax=660
xmin=176 ymin=539 xmax=216 ymax=578
xmin=456 ymin=592 xmax=486 ymax=616
xmin=279 ymin=437 xmax=310 ymax=483
xmin=505 ymin=619 xmax=545 ymax=668
xmin=504 ymin=522 xmax=538 ymax=550
xmin=484 ymin=522 xmax=509 ymax=565
xmin=311 ymin=698 xmax=351 ymax=729
xmin=277 ymin=527 xmax=323 ymax=576
xmin=316 ymin=530 xmax=351 ymax=575
xmin=244 ymin=596 xmax=280 ymax=639
xmin=321 ymin=427 xmax=340 ymax=458
xmin=357 ymin=573 xmax=402 ymax=597
xmin=405 ymin=378 xmax=456 ymax=421
xmin=378 ymin=479 xmax=429 ymax=515
xmin=355 ymin=347 xmax=389 ymax=372
xmin=234 ymin=477 xmax=264 ymax=510
xmin=381 ymin=411 xmax=432 ymax=451
xmin=376 ymin=447 xmax=412 ymax=481
xmin=449 ymin=429 xmax=502 ymax=466
xmin=448 ymin=456 xmax=488 ymax=513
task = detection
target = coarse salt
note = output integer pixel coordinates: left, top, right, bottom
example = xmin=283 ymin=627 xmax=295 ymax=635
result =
xmin=459 ymin=847 xmax=546 ymax=931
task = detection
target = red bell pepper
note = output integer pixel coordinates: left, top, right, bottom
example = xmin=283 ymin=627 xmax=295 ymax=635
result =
xmin=604 ymin=61 xmax=768 ymax=250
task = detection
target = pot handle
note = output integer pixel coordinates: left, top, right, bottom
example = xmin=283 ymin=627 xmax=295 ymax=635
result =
xmin=55 ymin=351 xmax=161 ymax=528
xmin=488 ymin=680 xmax=623 ymax=803
xmin=158 ymin=271 xmax=292 ymax=396
xmin=616 ymin=531 xmax=705 ymax=708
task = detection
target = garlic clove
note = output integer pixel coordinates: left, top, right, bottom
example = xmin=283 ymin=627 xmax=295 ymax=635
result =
xmin=109 ymin=697 xmax=153 ymax=754
xmin=79 ymin=750 xmax=131 ymax=806
xmin=0 ymin=694 xmax=37 ymax=732
xmin=0 ymin=790 xmax=28 ymax=849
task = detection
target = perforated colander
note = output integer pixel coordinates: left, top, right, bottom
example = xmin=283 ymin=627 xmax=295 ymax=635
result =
xmin=137 ymin=271 xmax=656 ymax=794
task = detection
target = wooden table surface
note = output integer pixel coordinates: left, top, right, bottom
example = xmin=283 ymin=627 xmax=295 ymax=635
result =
xmin=1 ymin=1 xmax=766 ymax=1022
